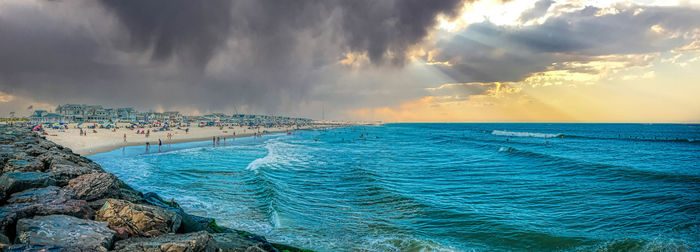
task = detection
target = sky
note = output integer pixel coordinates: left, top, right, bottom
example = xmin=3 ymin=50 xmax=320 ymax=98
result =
xmin=0 ymin=0 xmax=699 ymax=122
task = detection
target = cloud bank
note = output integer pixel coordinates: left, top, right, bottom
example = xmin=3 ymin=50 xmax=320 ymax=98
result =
xmin=1 ymin=0 xmax=699 ymax=122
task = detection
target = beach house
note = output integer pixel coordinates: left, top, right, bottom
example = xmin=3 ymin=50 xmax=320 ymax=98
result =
xmin=29 ymin=110 xmax=66 ymax=123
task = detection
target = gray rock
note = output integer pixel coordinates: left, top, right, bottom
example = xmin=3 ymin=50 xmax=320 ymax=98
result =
xmin=50 ymin=164 xmax=95 ymax=186
xmin=112 ymin=231 xmax=217 ymax=252
xmin=3 ymin=159 xmax=45 ymax=173
xmin=12 ymin=139 xmax=37 ymax=149
xmin=23 ymin=145 xmax=46 ymax=157
xmin=38 ymin=140 xmax=59 ymax=150
xmin=143 ymin=192 xmax=214 ymax=233
xmin=0 ymin=203 xmax=34 ymax=236
xmin=212 ymin=233 xmax=271 ymax=252
xmin=88 ymin=198 xmax=110 ymax=210
xmin=117 ymin=180 xmax=144 ymax=203
xmin=96 ymin=199 xmax=181 ymax=238
xmin=0 ymin=186 xmax=94 ymax=236
xmin=0 ymin=172 xmax=56 ymax=196
xmin=38 ymin=151 xmax=103 ymax=174
xmin=0 ymin=232 xmax=9 ymax=250
xmin=64 ymin=173 xmax=120 ymax=201
xmin=16 ymin=215 xmax=115 ymax=251
xmin=7 ymin=186 xmax=76 ymax=204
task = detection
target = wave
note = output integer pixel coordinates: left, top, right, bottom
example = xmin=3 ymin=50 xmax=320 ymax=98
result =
xmin=361 ymin=235 xmax=460 ymax=252
xmin=590 ymin=238 xmax=694 ymax=252
xmin=246 ymin=139 xmax=298 ymax=172
xmin=492 ymin=130 xmax=561 ymax=138
xmin=498 ymin=146 xmax=516 ymax=152
xmin=492 ymin=130 xmax=698 ymax=144
xmin=497 ymin=146 xmax=700 ymax=184
xmin=560 ymin=134 xmax=698 ymax=143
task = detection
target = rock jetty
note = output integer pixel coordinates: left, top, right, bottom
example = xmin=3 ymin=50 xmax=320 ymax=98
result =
xmin=0 ymin=125 xmax=310 ymax=252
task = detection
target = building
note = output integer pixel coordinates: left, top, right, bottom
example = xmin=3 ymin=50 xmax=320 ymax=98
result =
xmin=56 ymin=104 xmax=116 ymax=122
xmin=117 ymin=108 xmax=137 ymax=122
xmin=52 ymin=103 xmax=313 ymax=125
xmin=29 ymin=110 xmax=66 ymax=123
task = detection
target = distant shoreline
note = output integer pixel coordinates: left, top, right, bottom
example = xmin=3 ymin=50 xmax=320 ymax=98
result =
xmin=42 ymin=124 xmax=343 ymax=156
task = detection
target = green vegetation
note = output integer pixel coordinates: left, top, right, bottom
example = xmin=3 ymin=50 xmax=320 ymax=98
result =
xmin=272 ymin=243 xmax=315 ymax=252
xmin=206 ymin=218 xmax=228 ymax=233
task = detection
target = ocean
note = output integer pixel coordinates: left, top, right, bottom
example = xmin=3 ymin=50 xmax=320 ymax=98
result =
xmin=90 ymin=123 xmax=700 ymax=251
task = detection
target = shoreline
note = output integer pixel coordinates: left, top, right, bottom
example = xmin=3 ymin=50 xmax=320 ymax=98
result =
xmin=0 ymin=124 xmax=313 ymax=251
xmin=42 ymin=124 xmax=336 ymax=156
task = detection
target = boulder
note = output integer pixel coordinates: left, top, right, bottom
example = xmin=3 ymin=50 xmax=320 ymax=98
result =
xmin=88 ymin=198 xmax=110 ymax=211
xmin=143 ymin=192 xmax=215 ymax=233
xmin=0 ymin=203 xmax=34 ymax=236
xmin=0 ymin=186 xmax=93 ymax=236
xmin=15 ymin=215 xmax=115 ymax=251
xmin=7 ymin=186 xmax=76 ymax=204
xmin=0 ymin=232 xmax=9 ymax=250
xmin=12 ymin=139 xmax=38 ymax=149
xmin=112 ymin=231 xmax=217 ymax=252
xmin=64 ymin=173 xmax=120 ymax=201
xmin=0 ymin=134 xmax=17 ymax=145
xmin=38 ymin=150 xmax=103 ymax=173
xmin=96 ymin=199 xmax=181 ymax=238
xmin=23 ymin=145 xmax=46 ymax=157
xmin=49 ymin=164 xmax=95 ymax=186
xmin=212 ymin=233 xmax=272 ymax=252
xmin=0 ymin=172 xmax=56 ymax=196
xmin=0 ymin=145 xmax=14 ymax=168
xmin=117 ymin=180 xmax=144 ymax=203
xmin=38 ymin=152 xmax=75 ymax=168
xmin=3 ymin=159 xmax=45 ymax=173
xmin=31 ymin=198 xmax=93 ymax=220
xmin=38 ymin=139 xmax=59 ymax=150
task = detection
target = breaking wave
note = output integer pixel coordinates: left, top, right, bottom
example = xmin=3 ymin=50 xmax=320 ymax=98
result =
xmin=492 ymin=130 xmax=561 ymax=138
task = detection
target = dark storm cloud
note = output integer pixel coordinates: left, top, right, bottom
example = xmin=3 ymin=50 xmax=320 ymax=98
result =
xmin=99 ymin=0 xmax=233 ymax=67
xmin=432 ymin=5 xmax=700 ymax=83
xmin=99 ymin=0 xmax=464 ymax=66
xmin=0 ymin=0 xmax=464 ymax=116
xmin=336 ymin=0 xmax=463 ymax=63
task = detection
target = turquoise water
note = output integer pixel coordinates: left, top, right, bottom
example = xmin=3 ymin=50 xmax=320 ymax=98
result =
xmin=90 ymin=123 xmax=700 ymax=251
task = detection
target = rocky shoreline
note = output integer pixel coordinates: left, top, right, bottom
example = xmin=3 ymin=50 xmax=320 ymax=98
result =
xmin=0 ymin=125 xmax=311 ymax=252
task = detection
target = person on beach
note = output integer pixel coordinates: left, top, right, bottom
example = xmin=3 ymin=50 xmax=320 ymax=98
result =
xmin=213 ymin=136 xmax=216 ymax=145
xmin=146 ymin=142 xmax=150 ymax=151
xmin=158 ymin=139 xmax=162 ymax=151
xmin=123 ymin=134 xmax=127 ymax=143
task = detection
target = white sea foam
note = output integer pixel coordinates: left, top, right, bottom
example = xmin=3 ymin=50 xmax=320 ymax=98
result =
xmin=362 ymin=235 xmax=461 ymax=252
xmin=492 ymin=130 xmax=561 ymax=138
xmin=270 ymin=204 xmax=282 ymax=228
xmin=498 ymin=146 xmax=516 ymax=152
xmin=246 ymin=139 xmax=298 ymax=172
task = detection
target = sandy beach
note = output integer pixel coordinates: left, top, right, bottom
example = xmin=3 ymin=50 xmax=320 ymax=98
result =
xmin=43 ymin=123 xmax=318 ymax=156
